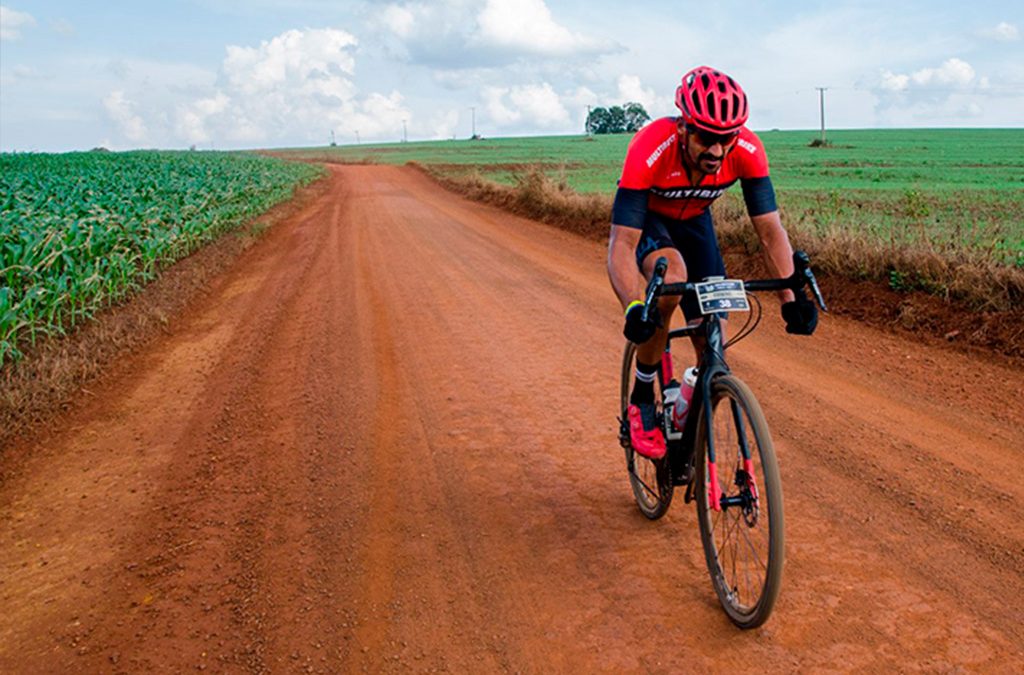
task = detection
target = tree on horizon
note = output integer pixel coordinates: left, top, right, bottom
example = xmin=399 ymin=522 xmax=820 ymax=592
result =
xmin=586 ymin=102 xmax=650 ymax=134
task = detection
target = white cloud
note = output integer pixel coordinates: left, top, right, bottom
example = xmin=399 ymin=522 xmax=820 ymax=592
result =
xmin=98 ymin=27 xmax=412 ymax=147
xmin=979 ymin=22 xmax=1019 ymax=42
xmin=484 ymin=82 xmax=568 ymax=128
xmin=616 ymin=74 xmax=665 ymax=115
xmin=375 ymin=0 xmax=616 ymax=69
xmin=103 ymin=90 xmax=148 ymax=143
xmin=380 ymin=5 xmax=416 ymax=39
xmin=424 ymin=108 xmax=460 ymax=140
xmin=873 ymin=58 xmax=989 ymax=124
xmin=223 ymin=28 xmax=357 ymax=97
xmin=216 ymin=28 xmax=409 ymax=143
xmin=564 ymin=85 xmax=598 ymax=108
xmin=483 ymin=86 xmax=520 ymax=124
xmin=880 ymin=71 xmax=910 ymax=91
xmin=878 ymin=58 xmax=978 ymax=95
xmin=175 ymin=93 xmax=230 ymax=144
xmin=475 ymin=0 xmax=604 ymax=57
xmin=0 ymin=5 xmax=35 ymax=40
xmin=910 ymin=57 xmax=975 ymax=87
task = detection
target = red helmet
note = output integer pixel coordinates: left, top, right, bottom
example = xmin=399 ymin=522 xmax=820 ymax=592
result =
xmin=675 ymin=66 xmax=749 ymax=133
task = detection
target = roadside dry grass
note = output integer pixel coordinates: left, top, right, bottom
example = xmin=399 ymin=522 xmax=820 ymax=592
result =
xmin=418 ymin=163 xmax=1024 ymax=359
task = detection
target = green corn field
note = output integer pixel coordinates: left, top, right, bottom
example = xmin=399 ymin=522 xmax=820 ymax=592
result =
xmin=0 ymin=150 xmax=322 ymax=366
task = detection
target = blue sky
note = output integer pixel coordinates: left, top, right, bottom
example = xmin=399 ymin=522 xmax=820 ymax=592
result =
xmin=1 ymin=1 xmax=1021 ymax=151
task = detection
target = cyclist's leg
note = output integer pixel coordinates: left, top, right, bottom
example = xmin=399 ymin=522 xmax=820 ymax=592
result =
xmin=634 ymin=213 xmax=687 ymax=368
xmin=670 ymin=210 xmax=728 ymax=363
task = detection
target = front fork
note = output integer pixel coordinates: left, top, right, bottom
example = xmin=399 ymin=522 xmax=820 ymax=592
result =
xmin=680 ymin=317 xmax=756 ymax=513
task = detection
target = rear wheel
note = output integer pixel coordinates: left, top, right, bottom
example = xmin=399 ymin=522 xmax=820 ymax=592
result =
xmin=620 ymin=341 xmax=673 ymax=520
xmin=694 ymin=375 xmax=784 ymax=629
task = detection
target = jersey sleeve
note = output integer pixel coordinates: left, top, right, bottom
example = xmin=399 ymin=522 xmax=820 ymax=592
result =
xmin=733 ymin=128 xmax=770 ymax=179
xmin=617 ymin=121 xmax=670 ymax=190
xmin=740 ymin=176 xmax=778 ymax=216
xmin=611 ymin=187 xmax=648 ymax=228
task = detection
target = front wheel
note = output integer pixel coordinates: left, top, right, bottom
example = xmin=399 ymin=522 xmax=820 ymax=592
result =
xmin=620 ymin=341 xmax=673 ymax=519
xmin=694 ymin=375 xmax=784 ymax=629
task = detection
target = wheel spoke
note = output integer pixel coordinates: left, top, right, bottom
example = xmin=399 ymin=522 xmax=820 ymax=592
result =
xmin=696 ymin=376 xmax=784 ymax=628
xmin=716 ymin=509 xmax=741 ymax=565
xmin=738 ymin=517 xmax=769 ymax=573
xmin=631 ymin=462 xmax=660 ymax=502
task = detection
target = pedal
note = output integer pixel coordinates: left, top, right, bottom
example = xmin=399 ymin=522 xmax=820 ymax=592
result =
xmin=617 ymin=416 xmax=631 ymax=448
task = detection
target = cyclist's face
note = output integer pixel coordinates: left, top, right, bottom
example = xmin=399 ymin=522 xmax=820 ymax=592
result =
xmin=678 ymin=121 xmax=738 ymax=174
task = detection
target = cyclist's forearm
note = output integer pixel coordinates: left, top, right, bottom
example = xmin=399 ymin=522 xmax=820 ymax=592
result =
xmin=607 ymin=224 xmax=644 ymax=309
xmin=750 ymin=211 xmax=796 ymax=303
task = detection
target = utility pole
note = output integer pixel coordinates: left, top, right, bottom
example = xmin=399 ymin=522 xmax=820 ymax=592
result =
xmin=815 ymin=87 xmax=828 ymax=143
xmin=470 ymin=106 xmax=476 ymax=139
xmin=586 ymin=105 xmax=592 ymax=136
xmin=402 ymin=120 xmax=408 ymax=143
xmin=330 ymin=130 xmax=336 ymax=146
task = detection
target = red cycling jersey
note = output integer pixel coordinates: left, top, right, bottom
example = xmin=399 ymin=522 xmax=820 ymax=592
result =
xmin=617 ymin=116 xmax=770 ymax=221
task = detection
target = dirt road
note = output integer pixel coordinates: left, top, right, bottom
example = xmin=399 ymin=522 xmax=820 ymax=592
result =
xmin=2 ymin=165 xmax=1022 ymax=673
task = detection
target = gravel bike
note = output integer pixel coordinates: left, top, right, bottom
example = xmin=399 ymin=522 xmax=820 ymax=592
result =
xmin=618 ymin=251 xmax=827 ymax=629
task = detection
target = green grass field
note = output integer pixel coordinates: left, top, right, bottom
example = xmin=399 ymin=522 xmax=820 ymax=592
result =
xmin=277 ymin=129 xmax=1024 ymax=266
xmin=1 ymin=151 xmax=323 ymax=365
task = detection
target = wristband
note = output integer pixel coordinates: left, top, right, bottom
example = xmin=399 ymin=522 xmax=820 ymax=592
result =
xmin=624 ymin=300 xmax=644 ymax=317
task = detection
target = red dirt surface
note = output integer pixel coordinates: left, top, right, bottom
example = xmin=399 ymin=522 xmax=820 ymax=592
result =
xmin=2 ymin=165 xmax=1022 ymax=672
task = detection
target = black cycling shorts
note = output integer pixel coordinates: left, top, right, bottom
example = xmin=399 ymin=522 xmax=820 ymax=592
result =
xmin=634 ymin=209 xmax=726 ymax=321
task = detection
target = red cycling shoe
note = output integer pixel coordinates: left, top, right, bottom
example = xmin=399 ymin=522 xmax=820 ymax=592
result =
xmin=627 ymin=403 xmax=667 ymax=459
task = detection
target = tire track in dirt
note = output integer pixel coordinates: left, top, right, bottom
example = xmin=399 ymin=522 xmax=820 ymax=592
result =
xmin=2 ymin=164 xmax=1022 ymax=672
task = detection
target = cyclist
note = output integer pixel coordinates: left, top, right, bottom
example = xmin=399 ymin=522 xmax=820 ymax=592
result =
xmin=607 ymin=65 xmax=818 ymax=459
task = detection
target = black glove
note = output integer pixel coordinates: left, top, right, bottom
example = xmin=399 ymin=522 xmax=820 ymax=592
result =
xmin=623 ymin=302 xmax=660 ymax=344
xmin=781 ymin=296 xmax=818 ymax=335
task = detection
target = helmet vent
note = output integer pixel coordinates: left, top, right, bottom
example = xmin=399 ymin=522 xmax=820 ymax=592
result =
xmin=675 ymin=65 xmax=749 ymax=131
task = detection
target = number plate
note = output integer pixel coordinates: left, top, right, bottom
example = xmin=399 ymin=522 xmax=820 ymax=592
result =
xmin=695 ymin=279 xmax=749 ymax=314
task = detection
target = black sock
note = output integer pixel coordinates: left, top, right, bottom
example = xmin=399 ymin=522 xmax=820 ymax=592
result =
xmin=630 ymin=360 xmax=659 ymax=405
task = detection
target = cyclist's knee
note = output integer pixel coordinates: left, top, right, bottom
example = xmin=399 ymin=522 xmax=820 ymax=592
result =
xmin=643 ymin=247 xmax=687 ymax=282
xmin=656 ymin=293 xmax=681 ymax=319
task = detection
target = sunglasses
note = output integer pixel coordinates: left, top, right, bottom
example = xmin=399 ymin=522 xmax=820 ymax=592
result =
xmin=686 ymin=124 xmax=740 ymax=147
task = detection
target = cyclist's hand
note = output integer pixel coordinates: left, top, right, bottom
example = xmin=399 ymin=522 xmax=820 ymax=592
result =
xmin=781 ymin=295 xmax=818 ymax=335
xmin=624 ymin=301 xmax=660 ymax=344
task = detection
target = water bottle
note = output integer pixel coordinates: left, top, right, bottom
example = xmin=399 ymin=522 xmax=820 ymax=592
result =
xmin=662 ymin=382 xmax=683 ymax=440
xmin=671 ymin=367 xmax=698 ymax=431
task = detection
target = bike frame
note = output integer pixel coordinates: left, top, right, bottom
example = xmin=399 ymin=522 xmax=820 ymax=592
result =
xmin=637 ymin=250 xmax=827 ymax=512
xmin=661 ymin=315 xmax=734 ymax=511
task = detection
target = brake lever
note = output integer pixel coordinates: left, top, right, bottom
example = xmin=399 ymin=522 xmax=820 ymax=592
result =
xmin=641 ymin=256 xmax=669 ymax=323
xmin=804 ymin=266 xmax=829 ymax=313
xmin=792 ymin=250 xmax=829 ymax=313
